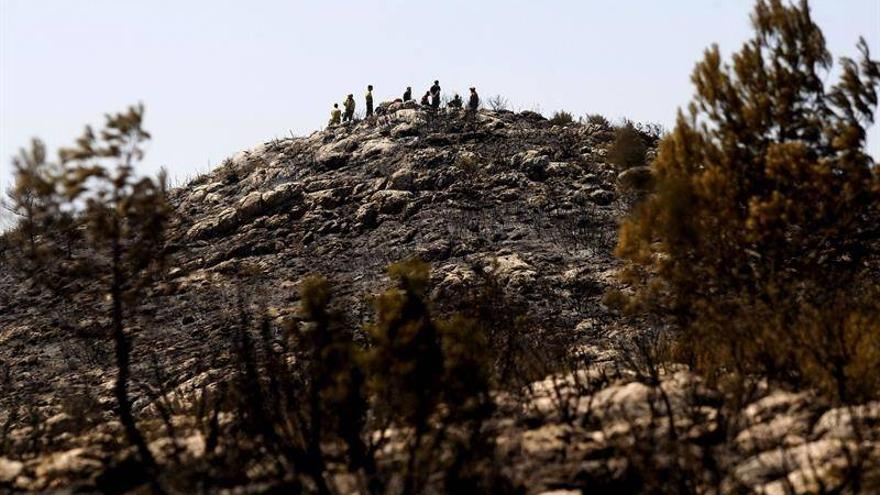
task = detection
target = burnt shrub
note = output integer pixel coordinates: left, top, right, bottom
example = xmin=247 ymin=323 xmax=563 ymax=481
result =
xmin=549 ymin=110 xmax=575 ymax=126
xmin=608 ymin=120 xmax=649 ymax=170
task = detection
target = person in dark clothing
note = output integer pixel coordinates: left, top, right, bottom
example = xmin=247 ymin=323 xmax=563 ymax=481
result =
xmin=365 ymin=85 xmax=374 ymax=118
xmin=448 ymin=94 xmax=463 ymax=109
xmin=420 ymin=91 xmax=431 ymax=106
xmin=468 ymin=87 xmax=480 ymax=112
xmin=403 ymin=86 xmax=412 ymax=102
xmin=430 ymin=80 xmax=441 ymax=109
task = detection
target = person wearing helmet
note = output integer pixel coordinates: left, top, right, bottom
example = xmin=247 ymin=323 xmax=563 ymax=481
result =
xmin=343 ymin=94 xmax=355 ymax=122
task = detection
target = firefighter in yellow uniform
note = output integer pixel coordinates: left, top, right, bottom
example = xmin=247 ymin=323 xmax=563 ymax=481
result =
xmin=343 ymin=94 xmax=355 ymax=122
xmin=365 ymin=85 xmax=374 ymax=117
xmin=329 ymin=103 xmax=342 ymax=127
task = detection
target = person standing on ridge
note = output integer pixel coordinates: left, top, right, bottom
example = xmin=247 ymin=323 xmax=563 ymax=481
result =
xmin=430 ymin=80 xmax=441 ymax=109
xmin=365 ymin=85 xmax=374 ymax=118
xmin=468 ymin=87 xmax=480 ymax=112
xmin=329 ymin=103 xmax=342 ymax=127
xmin=343 ymin=94 xmax=355 ymax=122
xmin=403 ymin=86 xmax=412 ymax=102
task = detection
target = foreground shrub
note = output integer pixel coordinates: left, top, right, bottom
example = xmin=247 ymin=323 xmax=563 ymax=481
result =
xmin=5 ymin=105 xmax=170 ymax=482
xmin=205 ymin=259 xmax=508 ymax=494
xmin=616 ymin=0 xmax=880 ymax=402
xmin=4 ymin=139 xmax=81 ymax=283
xmin=685 ymin=285 xmax=880 ymax=404
xmin=61 ymin=105 xmax=170 ymax=474
xmin=364 ymin=258 xmax=496 ymax=494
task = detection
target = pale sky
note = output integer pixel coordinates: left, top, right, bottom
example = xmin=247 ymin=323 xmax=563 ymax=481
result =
xmin=1 ymin=0 xmax=879 ymax=212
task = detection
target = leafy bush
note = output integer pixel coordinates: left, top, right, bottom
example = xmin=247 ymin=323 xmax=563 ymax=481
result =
xmin=608 ymin=120 xmax=649 ymax=169
xmin=616 ymin=0 xmax=880 ymax=402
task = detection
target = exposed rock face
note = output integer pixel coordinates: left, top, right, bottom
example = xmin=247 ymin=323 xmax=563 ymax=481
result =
xmin=159 ymin=105 xmax=626 ymax=338
xmin=0 ymin=105 xmax=877 ymax=492
xmin=507 ymin=366 xmax=880 ymax=494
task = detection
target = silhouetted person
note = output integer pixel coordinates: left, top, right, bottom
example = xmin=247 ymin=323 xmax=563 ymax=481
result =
xmin=343 ymin=94 xmax=355 ymax=122
xmin=468 ymin=87 xmax=480 ymax=112
xmin=430 ymin=80 xmax=441 ymax=109
xmin=403 ymin=86 xmax=412 ymax=102
xmin=420 ymin=91 xmax=431 ymax=106
xmin=329 ymin=103 xmax=342 ymax=126
xmin=448 ymin=94 xmax=463 ymax=109
xmin=365 ymin=85 xmax=374 ymax=117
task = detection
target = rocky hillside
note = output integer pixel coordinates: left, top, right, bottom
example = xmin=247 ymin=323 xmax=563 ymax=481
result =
xmin=1 ymin=103 xmax=877 ymax=493
xmin=167 ymin=103 xmax=628 ymax=335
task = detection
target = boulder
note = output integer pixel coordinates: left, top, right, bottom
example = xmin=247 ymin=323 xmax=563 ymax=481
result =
xmin=735 ymin=411 xmax=811 ymax=451
xmin=391 ymin=122 xmax=420 ymax=138
xmin=355 ymin=202 xmax=379 ymax=229
xmin=588 ymin=189 xmax=614 ymax=205
xmin=392 ymin=108 xmax=424 ymax=123
xmin=547 ymin=161 xmax=577 ymax=177
xmin=315 ymin=150 xmax=348 ymax=169
xmin=617 ymin=166 xmax=653 ymax=190
xmin=307 ymin=187 xmax=347 ymax=210
xmin=388 ymin=167 xmax=415 ymax=191
xmin=33 ymin=448 xmax=101 ymax=480
xmin=354 ymin=138 xmax=396 ymax=160
xmin=510 ymin=150 xmax=550 ymax=181
xmin=743 ymin=391 xmax=812 ymax=424
xmin=186 ymin=206 xmax=239 ymax=239
xmin=261 ymin=182 xmax=301 ymax=208
xmin=486 ymin=253 xmax=537 ymax=288
xmin=432 ymin=263 xmax=476 ymax=299
xmin=237 ymin=191 xmax=264 ymax=220
xmin=0 ymin=457 xmax=23 ymax=483
xmin=370 ymin=190 xmax=413 ymax=214
xmin=519 ymin=110 xmax=546 ymax=121
xmin=813 ymin=402 xmax=880 ymax=439
xmin=732 ymin=439 xmax=850 ymax=488
xmin=386 ymin=100 xmax=421 ymax=114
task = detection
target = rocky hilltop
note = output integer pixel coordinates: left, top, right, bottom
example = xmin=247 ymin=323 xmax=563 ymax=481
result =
xmin=168 ymin=102 xmax=627 ymax=336
xmin=0 ymin=103 xmax=877 ymax=493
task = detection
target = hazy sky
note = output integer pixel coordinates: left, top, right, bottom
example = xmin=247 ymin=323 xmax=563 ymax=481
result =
xmin=1 ymin=0 xmax=879 ymax=201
